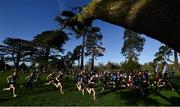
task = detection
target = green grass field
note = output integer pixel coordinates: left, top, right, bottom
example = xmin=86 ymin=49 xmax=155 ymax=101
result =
xmin=0 ymin=71 xmax=180 ymax=106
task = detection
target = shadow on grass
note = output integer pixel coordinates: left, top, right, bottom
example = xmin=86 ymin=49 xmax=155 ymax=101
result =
xmin=174 ymin=88 xmax=180 ymax=95
xmin=96 ymin=87 xmax=126 ymax=99
xmin=0 ymin=98 xmax=11 ymax=102
xmin=117 ymin=90 xmax=160 ymax=106
xmin=173 ymin=76 xmax=180 ymax=96
xmin=173 ymin=81 xmax=180 ymax=96
xmin=155 ymin=90 xmax=180 ymax=106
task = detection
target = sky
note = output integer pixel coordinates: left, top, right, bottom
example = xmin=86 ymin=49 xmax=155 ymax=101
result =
xmin=0 ymin=0 xmax=162 ymax=65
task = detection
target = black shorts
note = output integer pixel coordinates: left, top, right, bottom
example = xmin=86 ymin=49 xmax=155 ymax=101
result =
xmin=81 ymin=83 xmax=84 ymax=89
xmin=27 ymin=81 xmax=33 ymax=87
xmin=49 ymin=78 xmax=54 ymax=81
xmin=53 ymin=79 xmax=58 ymax=84
xmin=89 ymin=83 xmax=94 ymax=88
xmin=27 ymin=80 xmax=33 ymax=83
xmin=9 ymin=82 xmax=16 ymax=86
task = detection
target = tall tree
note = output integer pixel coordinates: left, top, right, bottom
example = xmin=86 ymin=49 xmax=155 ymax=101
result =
xmin=56 ymin=8 xmax=88 ymax=70
xmin=154 ymin=45 xmax=172 ymax=63
xmin=85 ymin=27 xmax=105 ymax=71
xmin=121 ymin=29 xmax=145 ymax=71
xmin=154 ymin=45 xmax=179 ymax=72
xmin=33 ymin=30 xmax=68 ymax=72
xmin=121 ymin=29 xmax=145 ymax=61
xmin=1 ymin=38 xmax=33 ymax=72
xmin=72 ymin=45 xmax=82 ymax=69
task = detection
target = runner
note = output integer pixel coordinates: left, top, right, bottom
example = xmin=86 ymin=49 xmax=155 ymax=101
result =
xmin=86 ymin=75 xmax=96 ymax=100
xmin=3 ymin=72 xmax=18 ymax=98
xmin=44 ymin=72 xmax=56 ymax=85
xmin=76 ymin=71 xmax=85 ymax=95
xmin=53 ymin=71 xmax=64 ymax=94
xmin=25 ymin=72 xmax=36 ymax=91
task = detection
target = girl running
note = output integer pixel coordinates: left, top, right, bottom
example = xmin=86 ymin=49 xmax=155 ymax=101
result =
xmin=53 ymin=71 xmax=64 ymax=94
xmin=25 ymin=72 xmax=36 ymax=91
xmin=44 ymin=72 xmax=56 ymax=85
xmin=3 ymin=72 xmax=18 ymax=98
xmin=76 ymin=72 xmax=85 ymax=95
xmin=86 ymin=75 xmax=96 ymax=100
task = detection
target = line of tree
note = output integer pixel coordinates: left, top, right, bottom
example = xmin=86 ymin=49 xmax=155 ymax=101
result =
xmin=0 ymin=30 xmax=69 ymax=72
xmin=0 ymin=7 xmax=105 ymax=72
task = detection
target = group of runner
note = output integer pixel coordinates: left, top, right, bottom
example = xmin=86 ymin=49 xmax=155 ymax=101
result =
xmin=74 ymin=68 xmax=175 ymax=98
xmin=2 ymin=69 xmax=42 ymax=97
xmin=1 ymin=62 xmax=176 ymax=100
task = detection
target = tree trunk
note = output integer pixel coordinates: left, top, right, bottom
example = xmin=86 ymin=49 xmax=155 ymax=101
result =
xmin=91 ymin=47 xmax=95 ymax=71
xmin=77 ymin=59 xmax=80 ymax=69
xmin=14 ymin=63 xmax=19 ymax=72
xmin=80 ymin=35 xmax=85 ymax=70
xmin=44 ymin=47 xmax=50 ymax=72
xmin=76 ymin=0 xmax=180 ymax=52
xmin=91 ymin=34 xmax=95 ymax=71
xmin=174 ymin=50 xmax=179 ymax=72
xmin=0 ymin=56 xmax=5 ymax=71
xmin=12 ymin=52 xmax=20 ymax=72
xmin=91 ymin=54 xmax=95 ymax=71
